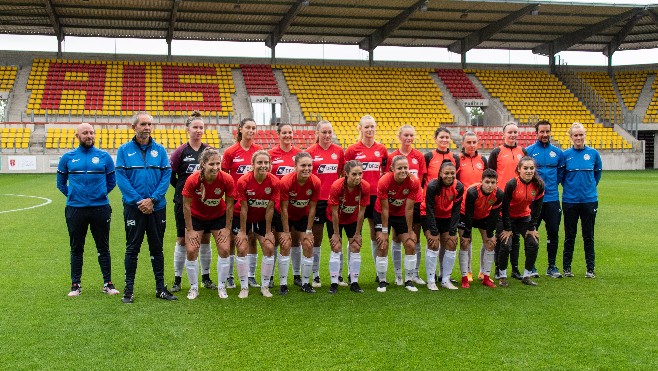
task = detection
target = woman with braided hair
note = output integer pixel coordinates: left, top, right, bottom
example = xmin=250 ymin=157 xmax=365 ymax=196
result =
xmin=181 ymin=147 xmax=236 ymax=299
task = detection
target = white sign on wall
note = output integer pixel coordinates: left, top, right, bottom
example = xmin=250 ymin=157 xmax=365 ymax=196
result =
xmin=460 ymin=99 xmax=489 ymax=107
xmin=8 ymin=156 xmax=37 ymax=171
xmin=250 ymin=96 xmax=283 ymax=104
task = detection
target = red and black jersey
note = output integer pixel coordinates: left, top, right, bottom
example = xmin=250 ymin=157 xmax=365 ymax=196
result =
xmin=502 ymin=176 xmax=544 ymax=231
xmin=169 ymin=142 xmax=210 ymax=204
xmin=182 ymin=170 xmax=236 ymax=220
xmin=424 ymin=149 xmax=460 ymax=186
xmin=458 ymin=151 xmax=487 ymax=189
xmin=487 ymin=144 xmax=526 ymax=191
xmin=278 ymin=172 xmax=321 ymax=220
xmin=268 ymin=145 xmax=301 ymax=179
xmin=221 ymin=142 xmax=263 ymax=184
xmin=306 ymin=143 xmax=344 ymax=200
xmin=345 ymin=141 xmax=388 ymax=196
xmin=327 ymin=178 xmax=371 ymax=224
xmin=374 ymin=172 xmax=420 ymax=217
xmin=234 ymin=172 xmax=279 ymax=223
xmin=460 ymin=183 xmax=503 ymax=238
xmin=390 ymin=148 xmax=426 ymax=202
xmin=423 ymin=178 xmax=464 ymax=236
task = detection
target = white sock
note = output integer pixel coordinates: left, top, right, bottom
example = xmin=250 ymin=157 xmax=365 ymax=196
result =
xmin=459 ymin=250 xmax=469 ymax=277
xmin=261 ymin=255 xmax=274 ymax=287
xmin=199 ymin=243 xmax=212 ymax=275
xmin=278 ymin=254 xmax=290 ymax=285
xmin=272 ymin=245 xmax=278 ymax=278
xmin=479 ymin=246 xmax=486 ymax=274
xmin=174 ymin=243 xmax=186 ymax=277
xmin=291 ymin=245 xmax=302 ymax=275
xmin=483 ymin=250 xmax=495 ymax=276
xmin=248 ymin=253 xmax=257 ymax=278
xmin=523 ymin=268 xmax=532 ymax=278
xmin=349 ymin=252 xmax=361 ymax=283
xmin=312 ymin=246 xmax=321 ymax=278
xmin=371 ymin=240 xmax=378 ymax=263
xmin=467 ymin=246 xmax=473 ymax=273
xmin=425 ymin=248 xmax=438 ymax=283
xmin=438 ymin=246 xmax=445 ymax=278
xmin=301 ymin=256 xmax=313 ymax=284
xmin=339 ymin=250 xmax=344 ymax=277
xmin=415 ymin=242 xmax=421 ymax=276
xmin=441 ymin=250 xmax=457 ymax=284
xmin=376 ymin=256 xmax=388 ymax=282
xmin=392 ymin=241 xmax=402 ymax=278
xmin=236 ymin=256 xmax=248 ymax=289
xmin=229 ymin=254 xmax=235 ymax=278
xmin=185 ymin=259 xmax=199 ymax=289
xmin=404 ymin=254 xmax=416 ymax=282
xmin=499 ymin=268 xmax=508 ymax=279
xmin=217 ymin=257 xmax=230 ymax=289
xmin=329 ymin=251 xmax=341 ymax=284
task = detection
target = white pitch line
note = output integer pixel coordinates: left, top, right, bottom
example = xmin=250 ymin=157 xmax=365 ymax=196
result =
xmin=0 ymin=194 xmax=53 ymax=214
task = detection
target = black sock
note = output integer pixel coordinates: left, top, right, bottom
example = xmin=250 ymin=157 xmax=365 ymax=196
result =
xmin=202 ymin=273 xmax=210 ymax=282
xmin=174 ymin=276 xmax=182 ymax=285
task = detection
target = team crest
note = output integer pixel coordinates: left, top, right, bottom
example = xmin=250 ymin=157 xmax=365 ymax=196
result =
xmin=476 ymin=163 xmax=483 ymax=169
xmin=306 ymin=189 xmax=313 ymax=196
xmin=374 ymin=151 xmax=381 ymax=157
xmin=531 ymin=190 xmax=537 ymax=196
xmin=412 ymin=158 xmax=418 ymax=164
xmin=402 ymin=189 xmax=409 ymax=195
xmin=355 ymin=196 xmax=360 ymax=201
xmin=584 ymin=154 xmax=591 ymax=161
xmin=331 ymin=153 xmax=338 ymax=160
xmin=448 ymin=195 xmax=454 ymax=200
xmin=516 ymin=154 xmax=522 ymax=160
xmin=265 ymin=187 xmax=272 ymax=194
xmin=488 ymin=200 xmax=495 ymax=205
xmin=549 ymin=151 xmax=556 ymax=158
xmin=91 ymin=156 xmax=99 ymax=164
xmin=214 ymin=188 xmax=221 ymax=195
xmin=151 ymin=150 xmax=159 ymax=158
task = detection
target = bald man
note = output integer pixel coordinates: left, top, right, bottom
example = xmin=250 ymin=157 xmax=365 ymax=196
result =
xmin=57 ymin=123 xmax=118 ymax=297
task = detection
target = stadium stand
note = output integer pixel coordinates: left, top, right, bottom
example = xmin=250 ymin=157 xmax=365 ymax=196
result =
xmin=577 ymin=71 xmax=623 ymax=121
xmin=643 ymin=71 xmax=658 ymax=123
xmin=232 ymin=128 xmax=316 ymax=149
xmin=0 ymin=127 xmax=30 ymax=150
xmin=26 ymin=59 xmax=235 ymax=117
xmin=436 ymin=69 xmax=483 ymax=99
xmin=0 ymin=66 xmax=18 ymax=92
xmin=281 ymin=65 xmax=454 ymax=148
xmin=615 ymin=70 xmax=649 ymax=111
xmin=240 ymin=64 xmax=280 ymax=96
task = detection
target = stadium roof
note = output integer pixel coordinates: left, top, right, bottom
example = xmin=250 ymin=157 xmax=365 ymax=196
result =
xmin=0 ymin=0 xmax=657 ymax=57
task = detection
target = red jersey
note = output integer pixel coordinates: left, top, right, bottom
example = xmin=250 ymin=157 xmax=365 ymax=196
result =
xmin=503 ymin=176 xmax=544 ymax=220
xmin=306 ymin=143 xmax=344 ymax=200
xmin=487 ymin=144 xmax=526 ymax=190
xmin=327 ymin=178 xmax=371 ymax=224
xmin=458 ymin=151 xmax=487 ymax=188
xmin=424 ymin=149 xmax=459 ymax=186
xmin=221 ymin=142 xmax=263 ymax=184
xmin=345 ymin=141 xmax=388 ymax=196
xmin=278 ymin=172 xmax=321 ymax=220
xmin=374 ymin=172 xmax=420 ymax=217
xmin=390 ymin=148 xmax=427 ymax=202
xmin=234 ymin=172 xmax=280 ymax=223
xmin=459 ymin=183 xmax=504 ymax=239
xmin=182 ymin=171 xmax=236 ymax=220
xmin=422 ymin=178 xmax=464 ymax=219
xmin=268 ymin=145 xmax=301 ymax=179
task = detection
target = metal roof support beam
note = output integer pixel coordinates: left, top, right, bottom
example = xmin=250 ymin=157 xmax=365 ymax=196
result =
xmin=533 ymin=7 xmax=644 ymax=56
xmin=265 ymin=0 xmax=306 ymax=48
xmin=603 ymin=11 xmax=643 ymax=57
xmin=648 ymin=9 xmax=658 ymax=27
xmin=43 ymin=0 xmax=64 ymax=57
xmin=448 ymin=3 xmax=539 ymax=55
xmin=166 ymin=0 xmax=181 ymax=61
xmin=359 ymin=0 xmax=427 ymax=52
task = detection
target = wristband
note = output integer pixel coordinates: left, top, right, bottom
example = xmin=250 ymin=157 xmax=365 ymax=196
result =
xmin=306 ymin=229 xmax=312 ymax=234
xmin=381 ymin=227 xmax=388 ymax=234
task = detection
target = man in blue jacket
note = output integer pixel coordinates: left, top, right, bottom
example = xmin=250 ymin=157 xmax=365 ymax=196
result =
xmin=57 ymin=122 xmax=118 ymax=297
xmin=116 ymin=112 xmax=176 ymax=303
xmin=526 ymin=120 xmax=565 ymax=278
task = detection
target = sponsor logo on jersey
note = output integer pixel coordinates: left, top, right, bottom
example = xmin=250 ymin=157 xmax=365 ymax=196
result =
xmin=203 ymin=199 xmax=221 ymax=207
xmin=584 ymin=154 xmax=590 ymax=161
xmin=341 ymin=205 xmax=357 ymax=213
xmin=233 ymin=157 xmax=244 ymax=162
xmin=186 ymin=164 xmax=200 ymax=173
xmin=355 ymin=154 xmax=366 ymax=160
xmin=289 ymin=191 xmax=298 ymax=197
xmin=183 ymin=155 xmax=195 ymax=162
xmin=276 ymin=166 xmax=294 ymax=175
xmin=317 ymin=164 xmax=338 ymax=174
xmin=151 ymin=150 xmax=159 ymax=158
xmin=236 ymin=165 xmax=252 ymax=174
xmin=265 ymin=187 xmax=272 ymax=194
xmin=388 ymin=198 xmax=405 ymax=207
xmin=362 ymin=162 xmax=380 ymax=171
xmin=272 ymin=158 xmax=284 ymax=164
xmin=331 ymin=153 xmax=338 ymax=160
xmin=127 ymin=152 xmax=136 ymax=157
xmin=313 ymin=156 xmax=324 ymax=162
xmin=247 ymin=199 xmax=269 ymax=208
xmin=91 ymin=157 xmax=99 ymax=164
xmin=71 ymin=158 xmax=80 ymax=162
xmin=290 ymin=199 xmax=310 ymax=208
xmin=247 ymin=190 xmax=256 ymax=196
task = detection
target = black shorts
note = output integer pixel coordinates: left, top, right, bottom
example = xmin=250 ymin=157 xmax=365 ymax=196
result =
xmin=231 ymin=217 xmax=267 ymax=237
xmin=326 ymin=221 xmax=358 ymax=239
xmin=174 ymin=202 xmax=186 ymax=238
xmin=413 ymin=203 xmax=421 ymax=224
xmin=313 ymin=200 xmax=328 ymax=224
xmin=192 ymin=214 xmax=226 ymax=233
xmin=374 ymin=211 xmax=409 ymax=235
xmin=457 ymin=214 xmax=487 ymax=231
xmin=364 ymin=195 xmax=377 ymax=219
xmin=272 ymin=211 xmax=284 ymax=233
xmin=289 ymin=215 xmax=310 ymax=232
xmin=422 ymin=217 xmax=452 ymax=235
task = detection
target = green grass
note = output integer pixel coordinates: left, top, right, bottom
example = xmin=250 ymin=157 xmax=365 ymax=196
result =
xmin=1 ymin=171 xmax=657 ymax=370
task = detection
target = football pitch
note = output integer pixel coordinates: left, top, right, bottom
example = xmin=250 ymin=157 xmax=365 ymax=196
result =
xmin=1 ymin=171 xmax=657 ymax=370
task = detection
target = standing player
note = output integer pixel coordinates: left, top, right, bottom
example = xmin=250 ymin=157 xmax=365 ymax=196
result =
xmin=345 ymin=115 xmax=388 ymax=282
xmin=116 ymin=111 xmax=175 ymax=303
xmin=373 ymin=156 xmax=420 ymax=293
xmin=560 ymin=122 xmax=602 ymax=279
xmin=458 ymin=169 xmax=503 ymax=288
xmin=57 ymin=122 xmax=118 ymax=297
xmin=457 ymin=131 xmax=487 ymax=282
xmin=234 ymin=151 xmax=280 ymax=298
xmin=389 ymin=125 xmax=427 ymax=286
xmin=169 ymin=111 xmax=216 ymax=293
xmin=499 ymin=157 xmax=545 ymax=287
xmin=327 ymin=160 xmax=370 ymax=294
xmin=181 ymin=148 xmax=235 ymax=299
xmin=487 ymin=122 xmax=527 ymax=281
xmin=279 ymin=152 xmax=321 ymax=294
xmin=306 ymin=120 xmax=345 ymax=288
xmin=221 ymin=118 xmax=263 ymax=289
xmin=526 ymin=120 xmax=565 ymax=278
xmin=423 ymin=161 xmax=465 ymax=290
